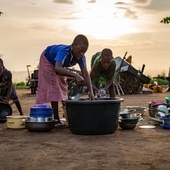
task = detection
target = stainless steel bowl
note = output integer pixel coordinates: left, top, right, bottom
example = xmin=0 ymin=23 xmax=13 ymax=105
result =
xmin=119 ymin=122 xmax=136 ymax=129
xmin=27 ymin=117 xmax=52 ymax=122
xmin=25 ymin=120 xmax=55 ymax=132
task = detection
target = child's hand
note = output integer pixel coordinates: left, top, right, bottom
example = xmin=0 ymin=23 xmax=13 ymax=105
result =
xmin=88 ymin=92 xmax=95 ymax=100
xmin=97 ymin=89 xmax=106 ymax=98
xmin=75 ymin=74 xmax=84 ymax=84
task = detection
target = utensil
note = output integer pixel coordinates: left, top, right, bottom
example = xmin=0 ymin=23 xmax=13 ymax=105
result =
xmin=126 ymin=106 xmax=147 ymax=115
xmin=119 ymin=109 xmax=136 ymax=118
xmin=120 ymin=117 xmax=139 ymax=124
xmin=68 ymin=84 xmax=87 ymax=100
xmin=119 ymin=122 xmax=136 ymax=129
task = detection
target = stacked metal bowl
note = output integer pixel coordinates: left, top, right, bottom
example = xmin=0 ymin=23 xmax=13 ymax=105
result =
xmin=25 ymin=104 xmax=55 ymax=132
xmin=119 ymin=109 xmax=140 ymax=129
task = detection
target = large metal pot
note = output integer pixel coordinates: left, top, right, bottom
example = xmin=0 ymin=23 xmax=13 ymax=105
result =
xmin=6 ymin=116 xmax=29 ymax=129
xmin=63 ymin=97 xmax=124 ymax=135
xmin=0 ymin=103 xmax=12 ymax=123
xmin=25 ymin=120 xmax=55 ymax=132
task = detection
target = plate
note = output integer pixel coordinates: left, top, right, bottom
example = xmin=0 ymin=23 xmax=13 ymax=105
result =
xmin=139 ymin=125 xmax=156 ymax=129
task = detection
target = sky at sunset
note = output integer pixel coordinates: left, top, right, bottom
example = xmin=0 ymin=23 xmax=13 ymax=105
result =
xmin=0 ymin=0 xmax=170 ymax=80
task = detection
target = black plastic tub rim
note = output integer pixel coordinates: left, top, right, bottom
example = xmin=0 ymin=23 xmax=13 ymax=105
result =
xmin=63 ymin=97 xmax=124 ymax=104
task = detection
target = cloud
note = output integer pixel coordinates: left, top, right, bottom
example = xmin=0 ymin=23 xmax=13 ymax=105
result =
xmin=29 ymin=23 xmax=51 ymax=31
xmin=131 ymin=0 xmax=170 ymax=11
xmin=114 ymin=2 xmax=138 ymax=19
xmin=146 ymin=0 xmax=170 ymax=11
xmin=124 ymin=9 xmax=138 ymax=19
xmin=87 ymin=0 xmax=96 ymax=3
xmin=52 ymin=0 xmax=73 ymax=4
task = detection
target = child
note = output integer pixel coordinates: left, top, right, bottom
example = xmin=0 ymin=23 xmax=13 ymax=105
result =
xmin=36 ymin=34 xmax=94 ymax=128
xmin=0 ymin=58 xmax=23 ymax=115
xmin=90 ymin=48 xmax=116 ymax=98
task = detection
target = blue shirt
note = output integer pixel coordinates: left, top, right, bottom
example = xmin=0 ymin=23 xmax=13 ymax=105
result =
xmin=44 ymin=44 xmax=86 ymax=68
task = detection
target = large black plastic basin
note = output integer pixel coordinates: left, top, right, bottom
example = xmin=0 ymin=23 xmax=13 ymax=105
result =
xmin=63 ymin=98 xmax=124 ymax=135
xmin=0 ymin=103 xmax=12 ymax=123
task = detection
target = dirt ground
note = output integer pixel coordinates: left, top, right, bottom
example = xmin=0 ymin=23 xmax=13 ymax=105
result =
xmin=0 ymin=88 xmax=170 ymax=170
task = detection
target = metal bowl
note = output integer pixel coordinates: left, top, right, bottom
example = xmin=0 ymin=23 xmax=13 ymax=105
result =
xmin=119 ymin=109 xmax=136 ymax=118
xmin=25 ymin=120 xmax=55 ymax=132
xmin=119 ymin=122 xmax=136 ymax=129
xmin=126 ymin=106 xmax=147 ymax=116
xmin=27 ymin=117 xmax=52 ymax=122
xmin=120 ymin=117 xmax=139 ymax=124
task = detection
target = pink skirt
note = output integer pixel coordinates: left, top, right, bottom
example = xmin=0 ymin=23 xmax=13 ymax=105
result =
xmin=35 ymin=51 xmax=67 ymax=104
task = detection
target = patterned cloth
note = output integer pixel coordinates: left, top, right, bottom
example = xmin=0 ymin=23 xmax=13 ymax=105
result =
xmin=35 ymin=51 xmax=68 ymax=104
xmin=0 ymin=68 xmax=17 ymax=100
xmin=91 ymin=52 xmax=116 ymax=87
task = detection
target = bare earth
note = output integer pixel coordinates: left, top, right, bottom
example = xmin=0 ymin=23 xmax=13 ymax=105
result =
xmin=0 ymin=88 xmax=170 ymax=170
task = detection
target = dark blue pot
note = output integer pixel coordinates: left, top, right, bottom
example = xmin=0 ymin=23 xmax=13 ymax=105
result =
xmin=30 ymin=104 xmax=53 ymax=117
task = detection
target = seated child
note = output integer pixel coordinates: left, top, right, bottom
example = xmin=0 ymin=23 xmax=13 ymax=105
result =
xmin=0 ymin=58 xmax=23 ymax=115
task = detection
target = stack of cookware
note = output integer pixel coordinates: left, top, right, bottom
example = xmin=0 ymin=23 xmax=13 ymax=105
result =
xmin=25 ymin=104 xmax=55 ymax=132
xmin=119 ymin=109 xmax=139 ymax=129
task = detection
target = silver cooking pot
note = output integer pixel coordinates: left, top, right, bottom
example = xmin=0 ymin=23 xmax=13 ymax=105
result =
xmin=27 ymin=117 xmax=52 ymax=122
xmin=25 ymin=120 xmax=55 ymax=132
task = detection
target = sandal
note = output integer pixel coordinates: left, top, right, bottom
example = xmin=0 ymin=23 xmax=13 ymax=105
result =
xmin=55 ymin=120 xmax=68 ymax=129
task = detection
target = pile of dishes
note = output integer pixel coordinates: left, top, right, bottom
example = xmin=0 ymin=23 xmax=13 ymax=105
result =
xmin=148 ymin=101 xmax=168 ymax=117
xmin=126 ymin=106 xmax=147 ymax=116
xmin=119 ymin=109 xmax=140 ymax=129
xmin=25 ymin=104 xmax=55 ymax=132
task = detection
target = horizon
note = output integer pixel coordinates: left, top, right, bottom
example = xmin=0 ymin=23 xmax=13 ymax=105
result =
xmin=12 ymin=67 xmax=170 ymax=83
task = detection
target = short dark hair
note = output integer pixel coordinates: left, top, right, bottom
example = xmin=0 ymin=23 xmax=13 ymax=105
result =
xmin=101 ymin=48 xmax=113 ymax=58
xmin=0 ymin=58 xmax=4 ymax=66
xmin=73 ymin=34 xmax=89 ymax=47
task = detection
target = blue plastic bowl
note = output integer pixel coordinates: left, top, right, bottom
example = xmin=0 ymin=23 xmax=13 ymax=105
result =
xmin=30 ymin=104 xmax=53 ymax=117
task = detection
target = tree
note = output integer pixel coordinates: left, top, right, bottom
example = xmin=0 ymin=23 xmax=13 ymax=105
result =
xmin=160 ymin=17 xmax=170 ymax=24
